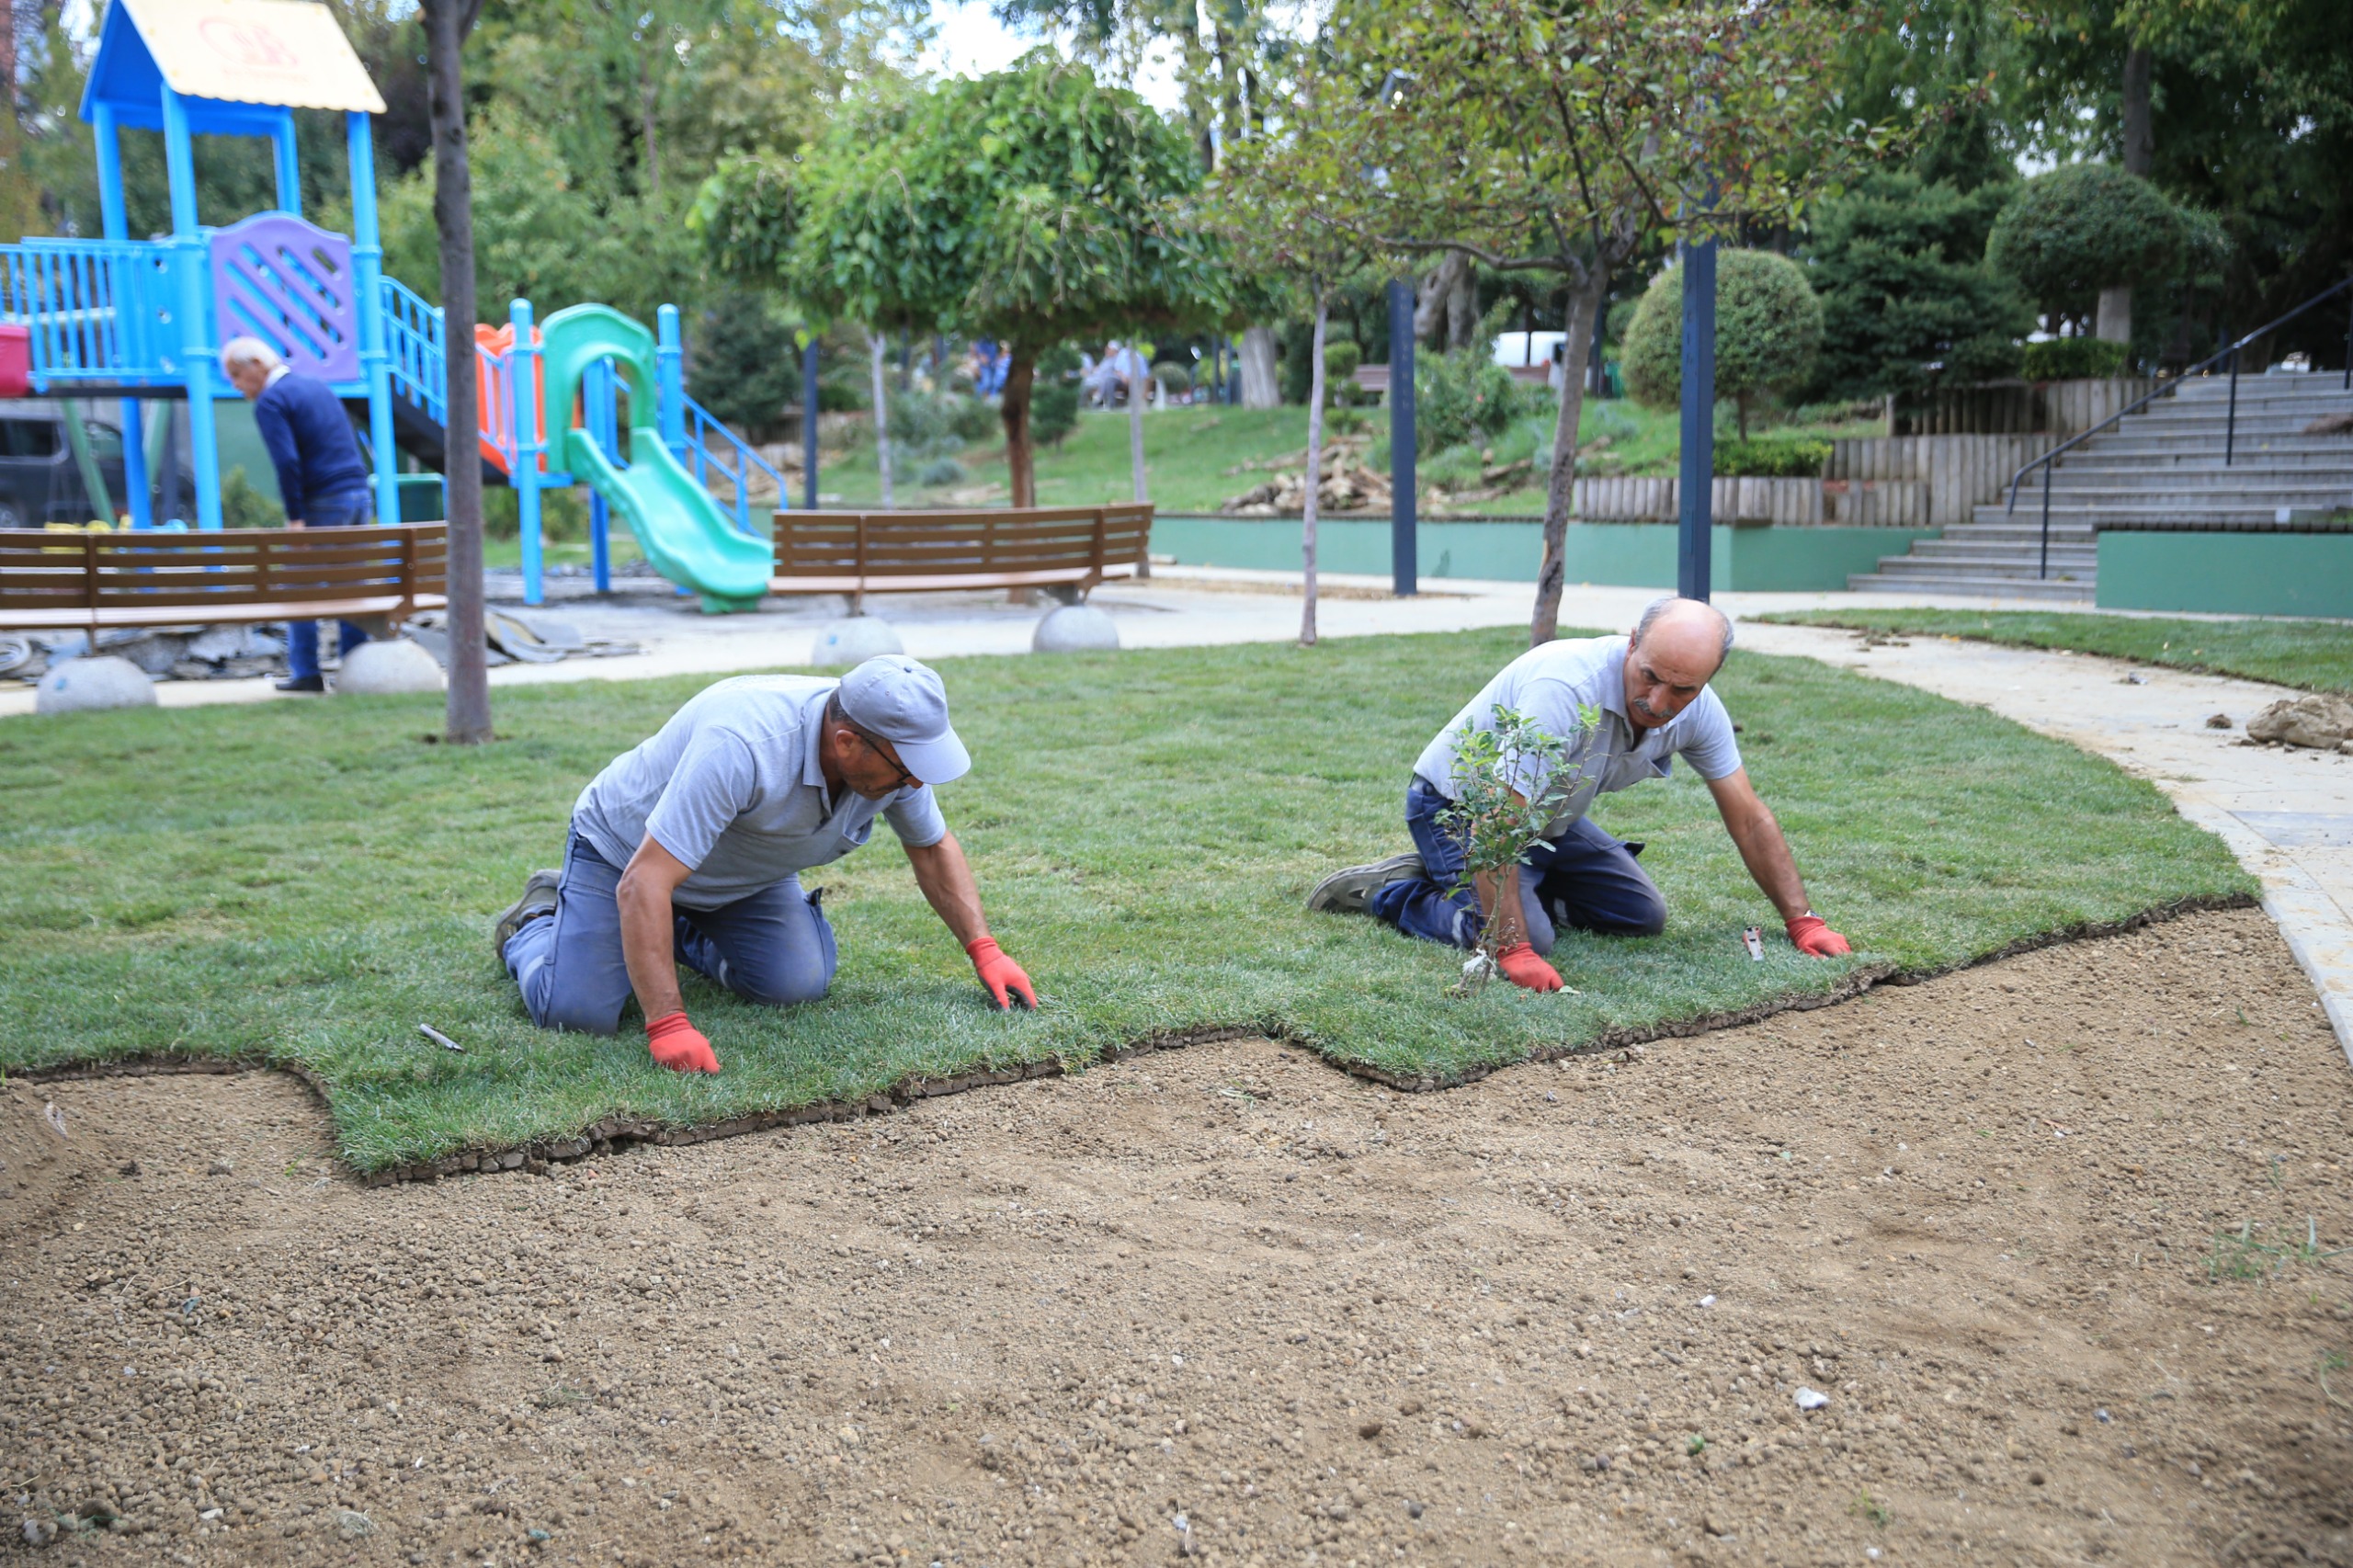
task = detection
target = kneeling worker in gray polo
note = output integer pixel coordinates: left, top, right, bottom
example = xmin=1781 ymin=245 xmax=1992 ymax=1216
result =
xmin=494 ymin=654 xmax=1036 ymax=1074
xmin=1308 ymin=597 xmax=1851 ymax=991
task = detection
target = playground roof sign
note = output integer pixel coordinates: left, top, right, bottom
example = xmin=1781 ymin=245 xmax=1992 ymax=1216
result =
xmin=84 ymin=0 xmax=386 ymax=127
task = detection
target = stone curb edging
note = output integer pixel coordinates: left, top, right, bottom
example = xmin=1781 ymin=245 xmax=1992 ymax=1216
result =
xmin=16 ymin=892 xmax=2255 ymax=1187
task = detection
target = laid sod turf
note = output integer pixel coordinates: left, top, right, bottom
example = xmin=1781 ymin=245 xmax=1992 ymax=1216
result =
xmin=1756 ymin=608 xmax=2353 ymax=693
xmin=0 ymin=630 xmax=2254 ymax=1171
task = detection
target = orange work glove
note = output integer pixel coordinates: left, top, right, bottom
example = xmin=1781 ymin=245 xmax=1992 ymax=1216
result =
xmin=1495 ymin=941 xmax=1564 ymax=993
xmin=965 ymin=937 xmax=1038 ymax=1011
xmin=1785 ymin=915 xmax=1851 ymax=958
xmin=645 ymin=1010 xmax=720 ymax=1074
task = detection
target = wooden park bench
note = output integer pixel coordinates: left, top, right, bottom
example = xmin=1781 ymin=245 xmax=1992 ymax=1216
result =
xmin=770 ymin=505 xmax=1152 ymax=600
xmin=0 ymin=524 xmax=448 ymax=633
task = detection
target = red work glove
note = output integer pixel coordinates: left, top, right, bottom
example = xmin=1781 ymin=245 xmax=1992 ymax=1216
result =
xmin=966 ymin=937 xmax=1038 ymax=1011
xmin=1785 ymin=915 xmax=1851 ymax=958
xmin=1495 ymin=941 xmax=1564 ymax=993
xmin=645 ymin=1011 xmax=720 ymax=1074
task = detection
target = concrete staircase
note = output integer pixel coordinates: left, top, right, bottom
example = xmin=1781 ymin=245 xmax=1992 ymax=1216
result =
xmin=1850 ymin=374 xmax=2353 ymax=599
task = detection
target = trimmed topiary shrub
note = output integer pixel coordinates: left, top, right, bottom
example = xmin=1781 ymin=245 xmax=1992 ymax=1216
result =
xmin=1985 ymin=165 xmax=2181 ymax=330
xmin=1030 ymin=345 xmax=1083 ymax=449
xmin=1413 ymin=347 xmax=1528 ymax=457
xmin=1623 ymin=249 xmax=1824 ymax=437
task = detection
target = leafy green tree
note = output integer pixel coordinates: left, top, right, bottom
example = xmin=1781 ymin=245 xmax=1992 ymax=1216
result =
xmin=1206 ymin=87 xmax=1390 ymax=644
xmin=1623 ymin=250 xmax=1825 ymax=438
xmin=699 ymin=55 xmax=1228 ymax=506
xmin=1802 ymin=172 xmax=2030 ymax=398
xmin=1318 ymin=0 xmax=1894 ymax=643
xmin=1985 ymin=163 xmax=2181 ymax=340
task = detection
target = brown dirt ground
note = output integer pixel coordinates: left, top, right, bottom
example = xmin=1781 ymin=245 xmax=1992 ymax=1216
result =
xmin=5 ymin=907 xmax=2351 ymax=1568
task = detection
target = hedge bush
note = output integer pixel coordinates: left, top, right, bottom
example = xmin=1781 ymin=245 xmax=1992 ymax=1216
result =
xmin=2019 ymin=338 xmax=2131 ymax=381
xmin=1714 ymin=437 xmax=1832 ymax=478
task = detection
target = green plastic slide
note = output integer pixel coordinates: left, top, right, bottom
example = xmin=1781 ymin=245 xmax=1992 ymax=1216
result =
xmin=537 ymin=303 xmax=771 ymax=613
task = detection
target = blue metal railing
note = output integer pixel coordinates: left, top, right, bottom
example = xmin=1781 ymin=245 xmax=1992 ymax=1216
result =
xmin=379 ymin=274 xmax=516 ymax=471
xmin=678 ymin=394 xmax=787 ymax=535
xmin=0 ymin=238 xmax=176 ymax=385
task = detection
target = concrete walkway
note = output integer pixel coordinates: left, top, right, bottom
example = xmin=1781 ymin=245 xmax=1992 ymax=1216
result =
xmin=6 ymin=566 xmax=2345 ymax=1059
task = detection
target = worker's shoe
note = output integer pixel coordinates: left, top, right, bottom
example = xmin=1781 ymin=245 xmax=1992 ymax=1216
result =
xmin=275 ymin=674 xmax=326 ymax=693
xmin=493 ymin=869 xmax=563 ymax=956
xmin=1306 ymin=852 xmax=1426 ymax=915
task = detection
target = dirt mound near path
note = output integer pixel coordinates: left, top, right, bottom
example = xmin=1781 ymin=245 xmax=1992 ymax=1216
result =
xmin=5 ymin=908 xmax=2350 ymax=1567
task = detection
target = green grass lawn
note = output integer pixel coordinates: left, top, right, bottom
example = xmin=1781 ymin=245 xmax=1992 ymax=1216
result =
xmin=819 ymin=401 xmax=1886 ymax=517
xmin=1756 ymin=608 xmax=2353 ymax=693
xmin=0 ymin=630 xmax=2253 ymax=1172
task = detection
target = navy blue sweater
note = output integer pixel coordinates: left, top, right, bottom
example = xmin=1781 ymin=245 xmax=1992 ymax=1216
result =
xmin=252 ymin=370 xmax=369 ymax=521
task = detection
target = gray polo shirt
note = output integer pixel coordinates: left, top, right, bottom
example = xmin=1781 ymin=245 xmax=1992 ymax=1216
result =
xmin=1413 ymin=634 xmax=1743 ymax=837
xmin=572 ymin=675 xmax=948 ymax=911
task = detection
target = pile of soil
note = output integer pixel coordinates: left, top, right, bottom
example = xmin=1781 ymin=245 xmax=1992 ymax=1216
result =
xmin=5 ymin=908 xmax=2349 ymax=1566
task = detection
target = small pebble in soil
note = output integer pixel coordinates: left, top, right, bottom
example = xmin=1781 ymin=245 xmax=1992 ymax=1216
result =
xmin=1406 ymin=1502 xmax=1424 ymax=1519
xmin=1795 ymin=1387 xmax=1829 ymax=1410
xmin=1358 ymin=1419 xmax=1383 ymax=1439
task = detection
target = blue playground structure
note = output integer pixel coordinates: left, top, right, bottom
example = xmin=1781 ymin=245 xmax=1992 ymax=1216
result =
xmin=0 ymin=0 xmax=782 ymax=610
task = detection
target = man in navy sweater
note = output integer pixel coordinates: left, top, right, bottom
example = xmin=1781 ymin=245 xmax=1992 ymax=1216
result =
xmin=222 ymin=337 xmax=376 ymax=693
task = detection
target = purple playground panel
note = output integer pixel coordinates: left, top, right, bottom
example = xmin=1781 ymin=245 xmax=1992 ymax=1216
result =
xmin=209 ymin=212 xmax=359 ymax=383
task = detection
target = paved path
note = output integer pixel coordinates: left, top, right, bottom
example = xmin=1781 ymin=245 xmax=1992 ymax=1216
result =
xmin=8 ymin=567 xmax=2345 ymax=1059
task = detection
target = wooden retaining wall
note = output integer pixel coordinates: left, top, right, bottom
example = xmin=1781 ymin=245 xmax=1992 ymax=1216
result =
xmin=1572 ymin=476 xmax=1827 ymax=526
xmin=1896 ymin=377 xmax=2156 ymax=437
xmin=1825 ymin=434 xmax=2063 ymax=526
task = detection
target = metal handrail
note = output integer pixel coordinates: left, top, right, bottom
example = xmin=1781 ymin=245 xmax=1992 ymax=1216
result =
xmin=2005 ymin=274 xmax=2353 ymax=579
xmin=679 ymin=394 xmax=789 ymax=535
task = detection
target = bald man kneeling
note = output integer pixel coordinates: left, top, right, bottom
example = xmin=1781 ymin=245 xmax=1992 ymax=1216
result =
xmin=1308 ymin=597 xmax=1851 ymax=990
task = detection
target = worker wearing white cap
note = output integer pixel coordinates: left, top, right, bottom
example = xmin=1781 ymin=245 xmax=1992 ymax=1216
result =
xmin=494 ymin=655 xmax=1035 ymax=1073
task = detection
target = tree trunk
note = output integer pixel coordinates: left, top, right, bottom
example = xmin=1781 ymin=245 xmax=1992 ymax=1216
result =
xmin=1127 ymin=345 xmax=1148 ymax=502
xmin=1531 ymin=261 xmax=1608 ymax=647
xmin=1301 ymin=299 xmax=1327 ymax=647
xmin=1000 ymin=348 xmax=1036 ymax=507
xmin=424 ymin=0 xmax=489 ymax=744
xmin=1237 ymin=326 xmax=1279 ymax=408
xmin=640 ymin=57 xmax=660 ymax=200
xmin=868 ymin=328 xmax=893 ymax=508
xmin=2099 ymin=44 xmax=2154 ymax=349
xmin=1736 ymin=392 xmax=1751 ymax=441
xmin=1447 ymin=265 xmax=1478 ymax=352
xmin=1414 ymin=251 xmax=1468 ymax=343
xmin=2121 ymin=45 xmax=2154 ymax=176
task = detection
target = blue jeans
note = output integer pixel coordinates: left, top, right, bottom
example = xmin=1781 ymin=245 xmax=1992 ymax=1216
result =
xmin=502 ymin=831 xmax=839 ymax=1034
xmin=1367 ymin=778 xmax=1667 ymax=954
xmin=286 ymin=490 xmax=374 ymax=680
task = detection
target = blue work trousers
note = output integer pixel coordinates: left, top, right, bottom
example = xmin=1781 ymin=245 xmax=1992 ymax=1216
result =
xmin=1367 ymin=778 xmax=1667 ymax=954
xmin=502 ymin=831 xmax=838 ymax=1035
xmin=285 ymin=490 xmax=375 ymax=680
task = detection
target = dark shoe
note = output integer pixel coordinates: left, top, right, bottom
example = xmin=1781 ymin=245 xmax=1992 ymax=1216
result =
xmin=493 ymin=868 xmax=563 ymax=956
xmin=275 ymin=674 xmax=325 ymax=693
xmin=1306 ymin=852 xmax=1426 ymax=915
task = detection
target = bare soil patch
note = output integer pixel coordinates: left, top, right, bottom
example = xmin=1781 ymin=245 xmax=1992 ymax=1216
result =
xmin=5 ymin=909 xmax=2349 ymax=1568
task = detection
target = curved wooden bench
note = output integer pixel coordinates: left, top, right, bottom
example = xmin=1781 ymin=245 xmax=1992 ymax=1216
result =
xmin=0 ymin=524 xmax=448 ymax=632
xmin=770 ymin=505 xmax=1152 ymax=597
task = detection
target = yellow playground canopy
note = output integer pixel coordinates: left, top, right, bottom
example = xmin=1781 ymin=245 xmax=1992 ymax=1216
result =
xmin=97 ymin=0 xmax=385 ymax=117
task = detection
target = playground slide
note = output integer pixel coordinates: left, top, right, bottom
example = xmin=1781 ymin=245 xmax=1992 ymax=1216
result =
xmin=563 ymin=425 xmax=772 ymax=613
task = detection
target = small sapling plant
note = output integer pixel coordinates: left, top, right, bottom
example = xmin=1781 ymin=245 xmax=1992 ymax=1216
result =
xmin=1436 ymin=702 xmax=1599 ymax=994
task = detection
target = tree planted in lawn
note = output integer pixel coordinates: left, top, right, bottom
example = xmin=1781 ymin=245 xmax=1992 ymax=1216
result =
xmin=695 ymin=57 xmax=1228 ymax=506
xmin=1985 ymin=163 xmax=2181 ymax=341
xmin=1205 ymin=87 xmax=1392 ymax=646
xmin=1436 ymin=703 xmax=1598 ymax=992
xmin=1318 ymin=0 xmax=1893 ymax=643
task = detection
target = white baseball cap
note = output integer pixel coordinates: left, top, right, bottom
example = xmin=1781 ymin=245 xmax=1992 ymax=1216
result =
xmin=837 ymin=654 xmax=970 ymax=786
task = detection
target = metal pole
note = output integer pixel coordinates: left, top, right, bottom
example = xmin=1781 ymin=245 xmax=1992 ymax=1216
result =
xmin=2224 ymin=347 xmax=2239 ymax=468
xmin=2039 ymin=462 xmax=2052 ymax=580
xmin=1677 ymin=231 xmax=1717 ymax=601
xmin=1386 ymin=278 xmax=1417 ymax=597
xmin=801 ymin=338 xmax=819 ymax=511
